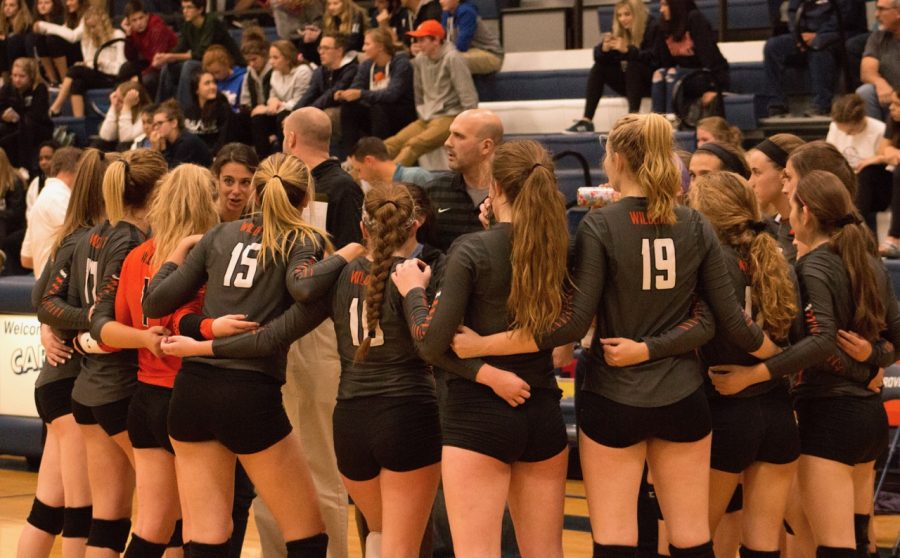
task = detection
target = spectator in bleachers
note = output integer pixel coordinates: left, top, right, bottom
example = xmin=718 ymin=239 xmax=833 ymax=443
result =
xmin=385 ymin=20 xmax=477 ymax=166
xmin=120 ymin=0 xmax=178 ymax=100
xmin=826 ymin=93 xmax=890 ymax=235
xmin=0 ymin=147 xmax=27 ymax=275
xmin=239 ymin=28 xmax=273 ymax=112
xmin=0 ymin=0 xmax=31 ymax=82
xmin=746 ymin=133 xmax=805 ymax=262
xmin=763 ymin=0 xmax=866 ymax=117
xmin=98 ymin=80 xmax=151 ymax=150
xmin=409 ymin=0 xmax=441 ymax=30
xmin=335 ymin=28 xmax=416 ymax=155
xmin=250 ymin=39 xmax=314 ymax=156
xmin=27 ymin=0 xmax=70 ymax=85
xmin=369 ymin=0 xmax=414 ymax=46
xmin=695 ymin=116 xmax=742 ymax=149
xmin=321 ymin=0 xmax=368 ymax=52
xmin=295 ymin=32 xmax=358 ymax=142
xmin=203 ymin=44 xmax=247 ymax=112
xmin=47 ymin=6 xmax=126 ymax=117
xmin=845 ymin=29 xmax=870 ymax=91
xmin=24 ymin=140 xmax=58 ymax=221
xmin=859 ymin=88 xmax=900 ymax=256
xmin=184 ymin=69 xmax=235 ymax=153
xmin=151 ymin=98 xmax=213 ymax=167
xmin=349 ymin=136 xmax=432 ymax=187
xmin=423 ymin=108 xmax=500 ymax=251
xmin=154 ymin=0 xmax=245 ymax=108
xmin=440 ymin=0 xmax=503 ymax=74
xmin=565 ymin=0 xmax=655 ymax=133
xmin=270 ymin=0 xmax=322 ymax=62
xmin=651 ymin=0 xmax=729 ymax=115
xmin=688 ymin=140 xmax=749 ymax=188
xmin=857 ymin=0 xmax=899 ymax=121
xmin=0 ymin=57 xmax=53 ymax=171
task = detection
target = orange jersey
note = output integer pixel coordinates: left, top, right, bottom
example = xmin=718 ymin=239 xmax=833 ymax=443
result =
xmin=115 ymin=239 xmax=183 ymax=388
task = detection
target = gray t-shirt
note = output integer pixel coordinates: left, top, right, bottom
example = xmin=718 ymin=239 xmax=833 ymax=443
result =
xmin=864 ymin=30 xmax=900 ymax=89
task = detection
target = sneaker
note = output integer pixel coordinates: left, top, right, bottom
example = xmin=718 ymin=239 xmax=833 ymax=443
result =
xmin=563 ymin=119 xmax=594 ymax=134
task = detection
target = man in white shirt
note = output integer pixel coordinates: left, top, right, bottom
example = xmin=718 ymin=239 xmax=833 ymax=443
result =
xmin=20 ymin=147 xmax=82 ymax=278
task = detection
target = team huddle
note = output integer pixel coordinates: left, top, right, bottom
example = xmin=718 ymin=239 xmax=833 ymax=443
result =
xmin=17 ymin=109 xmax=900 ymax=558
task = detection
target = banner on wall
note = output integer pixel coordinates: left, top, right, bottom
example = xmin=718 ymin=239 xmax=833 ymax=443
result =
xmin=0 ymin=314 xmax=42 ymax=418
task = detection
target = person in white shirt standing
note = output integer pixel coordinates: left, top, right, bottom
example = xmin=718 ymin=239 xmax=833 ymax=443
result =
xmin=25 ymin=141 xmax=59 ymax=222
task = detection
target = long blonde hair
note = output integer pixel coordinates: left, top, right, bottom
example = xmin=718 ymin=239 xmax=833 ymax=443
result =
xmin=611 ymin=0 xmax=648 ymax=47
xmin=323 ymin=0 xmax=366 ymax=35
xmin=83 ymin=5 xmax=113 ymax=48
xmin=0 ymin=148 xmax=19 ymax=198
xmin=102 ymin=148 xmax=167 ymax=225
xmin=689 ymin=172 xmax=798 ymax=341
xmin=252 ymin=153 xmax=330 ymax=268
xmin=493 ymin=140 xmax=569 ymax=336
xmin=148 ymin=164 xmax=220 ymax=270
xmin=52 ymin=149 xmax=113 ymax=255
xmin=607 ymin=113 xmax=680 ymax=224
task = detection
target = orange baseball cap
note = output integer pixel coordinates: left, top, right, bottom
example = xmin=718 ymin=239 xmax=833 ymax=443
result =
xmin=406 ymin=19 xmax=446 ymax=40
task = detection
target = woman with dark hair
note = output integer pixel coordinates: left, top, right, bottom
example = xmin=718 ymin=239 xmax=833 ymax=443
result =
xmin=184 ymin=70 xmax=235 ymax=155
xmin=651 ymin=0 xmax=729 ymax=116
xmin=688 ymin=141 xmax=750 ymax=189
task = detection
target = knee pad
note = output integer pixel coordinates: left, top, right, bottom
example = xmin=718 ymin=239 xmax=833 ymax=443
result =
xmin=669 ymin=541 xmax=714 ymax=558
xmin=167 ymin=519 xmax=184 ymax=548
xmin=87 ymin=517 xmax=132 ymax=552
xmin=817 ymin=547 xmax=857 ymax=558
xmin=740 ymin=546 xmax=780 ymax=558
xmin=593 ymin=543 xmax=638 ymax=558
xmin=26 ymin=498 xmax=64 ymax=535
xmin=124 ymin=533 xmax=167 ymax=558
xmin=854 ymin=514 xmax=871 ymax=552
xmin=286 ymin=533 xmax=329 ymax=558
xmin=62 ymin=505 xmax=92 ymax=538
xmin=189 ymin=541 xmax=230 ymax=558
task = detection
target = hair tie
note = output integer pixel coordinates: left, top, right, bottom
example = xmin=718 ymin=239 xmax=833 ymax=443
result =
xmin=754 ymin=139 xmax=789 ymax=169
xmin=272 ymin=174 xmax=283 ymax=183
xmin=121 ymin=160 xmax=130 ymax=182
xmin=835 ymin=214 xmax=862 ymax=228
xmin=695 ymin=144 xmax=750 ymax=179
xmin=747 ymin=220 xmax=768 ymax=233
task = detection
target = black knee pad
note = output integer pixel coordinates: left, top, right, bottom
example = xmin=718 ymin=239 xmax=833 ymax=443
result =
xmin=167 ymin=519 xmax=184 ymax=548
xmin=817 ymin=546 xmax=857 ymax=558
xmin=26 ymin=498 xmax=64 ymax=535
xmin=124 ymin=533 xmax=167 ymax=558
xmin=63 ymin=505 xmax=92 ymax=538
xmin=87 ymin=518 xmax=132 ymax=552
xmin=670 ymin=541 xmax=715 ymax=558
xmin=189 ymin=541 xmax=230 ymax=558
xmin=286 ymin=533 xmax=329 ymax=558
xmin=740 ymin=546 xmax=781 ymax=558
xmin=593 ymin=543 xmax=638 ymax=558
xmin=854 ymin=514 xmax=871 ymax=554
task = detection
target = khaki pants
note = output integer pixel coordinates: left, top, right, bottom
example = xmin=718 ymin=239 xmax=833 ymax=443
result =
xmin=253 ymin=320 xmax=348 ymax=558
xmin=384 ymin=115 xmax=455 ymax=167
xmin=463 ymin=48 xmax=503 ymax=74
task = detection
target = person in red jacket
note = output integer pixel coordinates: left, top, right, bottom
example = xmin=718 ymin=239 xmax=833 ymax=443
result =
xmin=119 ymin=0 xmax=177 ymax=99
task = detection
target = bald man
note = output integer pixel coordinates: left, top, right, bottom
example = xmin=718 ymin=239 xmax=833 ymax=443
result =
xmin=425 ymin=109 xmax=503 ymax=252
xmin=252 ymin=107 xmax=360 ymax=558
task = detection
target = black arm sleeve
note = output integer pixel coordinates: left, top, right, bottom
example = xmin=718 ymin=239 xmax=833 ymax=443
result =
xmin=287 ymin=252 xmax=349 ymax=302
xmin=212 ymin=298 xmax=332 ymax=357
xmin=142 ymin=235 xmax=210 ymax=318
xmin=645 ymin=297 xmax=716 ymax=360
xmin=91 ymin=238 xmax=140 ymax=341
xmin=37 ymin=239 xmax=89 ymax=330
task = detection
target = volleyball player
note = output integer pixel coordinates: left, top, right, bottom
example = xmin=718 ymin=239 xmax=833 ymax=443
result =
xmin=141 ymin=153 xmax=358 ymax=558
xmin=18 ymin=149 xmax=108 ymax=558
xmin=447 ymin=114 xmax=780 ymax=558
xmin=709 ymin=170 xmax=900 ymax=558
xmin=687 ymin=141 xmax=750 ymax=188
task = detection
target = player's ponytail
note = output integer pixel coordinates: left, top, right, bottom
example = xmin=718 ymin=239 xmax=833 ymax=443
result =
xmin=102 ymin=148 xmax=167 ymax=225
xmin=254 ymin=153 xmax=330 ymax=269
xmin=795 ymin=170 xmax=884 ymax=341
xmin=52 ymin=148 xmax=113 ymax=256
xmin=355 ymin=183 xmax=416 ymax=362
xmin=493 ymin=140 xmax=568 ymax=336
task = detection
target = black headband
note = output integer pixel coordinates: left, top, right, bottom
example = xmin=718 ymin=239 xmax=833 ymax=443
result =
xmin=754 ymin=139 xmax=789 ymax=169
xmin=695 ymin=143 xmax=750 ymax=179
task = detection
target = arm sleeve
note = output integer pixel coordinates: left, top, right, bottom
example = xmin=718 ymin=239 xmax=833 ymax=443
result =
xmin=37 ymin=240 xmax=90 ymax=330
xmin=287 ymin=251 xmax=350 ymax=302
xmin=117 ymin=111 xmax=142 ymax=143
xmin=98 ymin=108 xmax=118 ymax=141
xmin=38 ymin=19 xmax=82 ymax=43
xmin=172 ymin=288 xmax=211 ymax=339
xmin=142 ymin=235 xmax=211 ymax=318
xmin=645 ymin=297 xmax=716 ymax=360
xmin=173 ymin=24 xmax=189 ymax=53
xmin=212 ymin=298 xmax=331 ymax=357
xmin=452 ymin=6 xmax=477 ymax=51
xmin=31 ymin=253 xmax=54 ymax=310
xmin=360 ymin=54 xmax=413 ymax=104
xmin=90 ymin=239 xmax=139 ymax=341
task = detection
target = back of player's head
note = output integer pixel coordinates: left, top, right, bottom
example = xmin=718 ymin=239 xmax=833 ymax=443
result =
xmin=788 ymin=140 xmax=857 ymax=198
xmin=689 ymin=171 xmax=797 ymax=340
xmin=103 ymin=148 xmax=168 ymax=225
xmin=49 ymin=146 xmax=82 ymax=177
xmin=492 ymin=139 xmax=568 ymax=336
xmin=53 ymin=148 xmax=112 ymax=257
xmin=253 ymin=153 xmax=329 ymax=268
xmin=149 ymin=164 xmax=219 ymax=270
xmin=355 ymin=183 xmax=417 ymax=362
xmin=607 ymin=113 xmax=680 ymax=224
xmin=794 ymin=170 xmax=882 ymax=340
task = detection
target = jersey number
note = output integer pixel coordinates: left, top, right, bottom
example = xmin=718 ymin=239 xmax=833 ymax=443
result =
xmin=84 ymin=258 xmax=98 ymax=304
xmin=349 ymin=297 xmax=384 ymax=347
xmin=223 ymin=242 xmax=260 ymax=288
xmin=641 ymin=238 xmax=676 ymax=290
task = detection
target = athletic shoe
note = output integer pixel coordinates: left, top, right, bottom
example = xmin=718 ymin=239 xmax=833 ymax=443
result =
xmin=563 ymin=120 xmax=594 ymax=134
